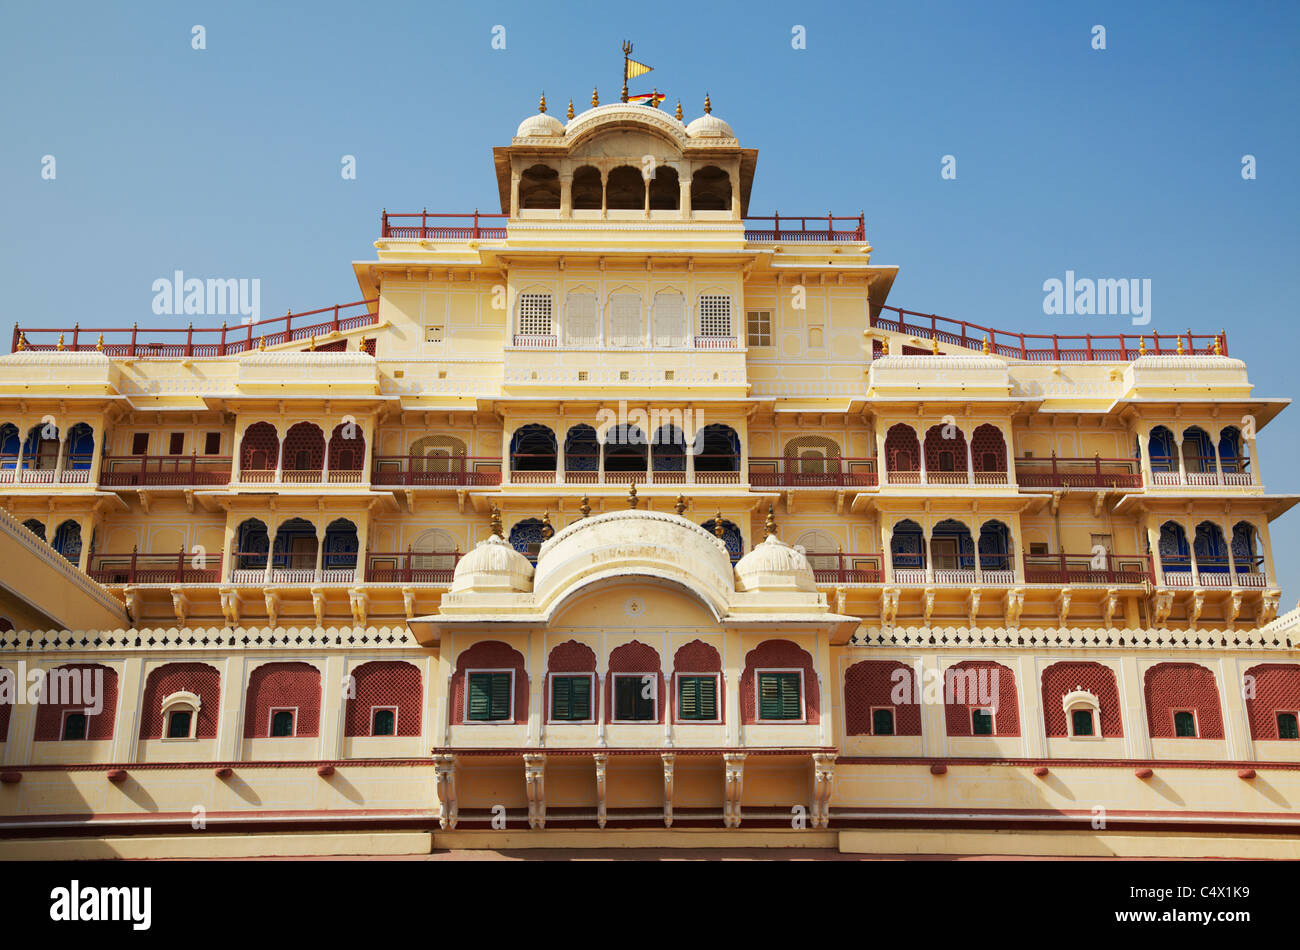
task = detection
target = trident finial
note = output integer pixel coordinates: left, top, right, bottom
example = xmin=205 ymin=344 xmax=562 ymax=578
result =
xmin=16 ymin=333 xmax=26 ymax=352
xmin=541 ymin=510 xmax=554 ymax=539
xmin=579 ymin=495 xmax=591 ymax=518
xmin=879 ymin=336 xmax=889 ymax=356
xmin=1176 ymin=335 xmax=1185 ymax=355
xmin=1212 ymin=334 xmax=1222 ymax=356
xmin=627 ymin=483 xmax=639 ymax=509
xmin=490 ymin=504 xmax=503 ymax=538
xmin=674 ymin=493 xmax=687 ymax=515
xmin=765 ymin=502 xmax=777 ymax=537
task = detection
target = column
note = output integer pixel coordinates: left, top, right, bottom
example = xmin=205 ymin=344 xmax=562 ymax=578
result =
xmin=360 ymin=416 xmax=375 ymax=485
xmin=918 ymin=426 xmax=927 ymax=485
xmin=528 ymin=634 xmax=545 ymax=747
xmin=1213 ymin=439 xmax=1224 ymax=486
xmin=319 ymin=654 xmax=347 ymax=760
xmin=1187 ymin=518 xmax=1200 ymax=587
xmin=510 ymin=174 xmax=520 ymax=216
xmin=679 ymin=172 xmax=691 ymax=215
xmin=1248 ymin=436 xmax=1263 ymax=486
xmin=1136 ymin=424 xmax=1152 ymax=486
xmin=87 ymin=420 xmax=105 ymax=486
xmin=917 ymin=654 xmax=946 ymax=759
xmin=220 ymin=518 xmax=237 ymax=582
xmin=881 ymin=520 xmax=893 ymax=582
xmin=1144 ymin=515 xmax=1165 ymax=586
xmin=321 ymin=425 xmax=331 ymax=485
xmin=263 ymin=516 xmax=276 ymax=584
xmin=313 ymin=520 xmax=325 ymax=583
xmin=1003 ymin=423 xmax=1015 ymax=484
xmin=1116 ymin=656 xmax=1150 ymax=759
xmin=924 ymin=524 xmax=934 ymax=583
xmin=231 ymin=425 xmax=243 ymax=483
xmin=1259 ymin=523 xmax=1277 ymax=586
xmin=1219 ymin=657 xmax=1254 ymax=762
xmin=52 ymin=432 xmax=67 ymax=484
xmin=964 ymin=426 xmax=974 ymax=485
xmin=353 ymin=508 xmax=370 ymax=584
xmin=1017 ymin=656 xmax=1044 ymax=759
xmin=972 ymin=518 xmax=983 ymax=585
xmin=559 ymin=174 xmax=573 ymax=215
xmin=215 ymin=654 xmax=248 ymax=761
xmin=273 ymin=426 xmax=284 ymax=485
xmin=108 ymin=657 xmax=142 ymax=763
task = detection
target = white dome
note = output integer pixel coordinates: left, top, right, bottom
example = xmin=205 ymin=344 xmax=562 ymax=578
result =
xmin=734 ymin=534 xmax=817 ymax=593
xmin=515 ymin=112 xmax=565 ymax=138
xmin=685 ymin=113 xmax=734 ymax=138
xmin=450 ymin=535 xmax=534 ymax=593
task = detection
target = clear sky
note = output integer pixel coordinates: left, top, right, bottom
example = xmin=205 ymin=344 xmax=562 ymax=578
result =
xmin=1 ymin=1 xmax=1298 ymax=599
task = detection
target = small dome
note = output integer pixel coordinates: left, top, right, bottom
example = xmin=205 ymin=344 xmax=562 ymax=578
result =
xmin=515 ymin=112 xmax=565 ymax=138
xmin=734 ymin=534 xmax=817 ymax=593
xmin=450 ymin=535 xmax=534 ymax=593
xmin=685 ymin=113 xmax=734 ymax=138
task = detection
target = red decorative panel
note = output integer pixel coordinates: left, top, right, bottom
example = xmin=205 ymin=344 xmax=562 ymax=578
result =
xmin=360 ymin=338 xmax=377 ymax=356
xmin=545 ymin=641 xmax=598 ymax=722
xmin=672 ymin=639 xmax=723 ymax=724
xmin=740 ymin=639 xmax=820 ymax=725
xmin=138 ymin=662 xmax=221 ymax=739
xmin=240 ymin=422 xmax=279 ymax=471
xmin=1243 ymin=663 xmax=1300 ymax=739
xmin=884 ymin=424 xmax=920 ymax=472
xmin=33 ymin=663 xmax=119 ymax=741
xmin=1143 ymin=662 xmax=1224 ymax=739
xmin=282 ymin=423 xmax=325 ymax=471
xmin=328 ymin=423 xmax=366 ymax=471
xmin=605 ymin=640 xmax=664 ymax=724
xmin=309 ymin=340 xmax=347 ymax=352
xmin=943 ymin=660 xmax=1019 ymax=736
xmin=243 ymin=662 xmax=321 ymax=738
xmin=971 ymin=423 xmax=1007 ymax=472
xmin=344 ymin=660 xmax=421 ymax=737
xmin=844 ymin=660 xmax=922 ymax=736
xmin=450 ymin=641 xmax=529 ymax=724
xmin=1041 ymin=661 xmax=1123 ymax=737
xmin=924 ymin=423 xmax=968 ymax=472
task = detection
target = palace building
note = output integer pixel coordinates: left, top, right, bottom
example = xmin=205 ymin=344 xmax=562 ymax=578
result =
xmin=0 ymin=92 xmax=1297 ymax=859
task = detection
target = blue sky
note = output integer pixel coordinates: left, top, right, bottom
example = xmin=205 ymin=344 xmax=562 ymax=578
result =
xmin=1 ymin=1 xmax=1298 ymax=598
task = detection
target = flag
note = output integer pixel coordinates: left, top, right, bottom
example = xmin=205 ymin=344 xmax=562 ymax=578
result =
xmin=628 ymin=91 xmax=665 ymax=106
xmin=626 ymin=58 xmax=653 ymax=79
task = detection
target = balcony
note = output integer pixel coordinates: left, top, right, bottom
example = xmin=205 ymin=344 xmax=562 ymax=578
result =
xmin=365 ymin=551 xmax=462 ymax=584
xmin=237 ymin=468 xmax=365 ymax=486
xmin=1015 ymin=456 xmax=1142 ymax=490
xmin=807 ymin=553 xmax=884 ymax=584
xmin=228 ymin=557 xmax=359 ymax=585
xmin=1023 ymin=553 xmax=1154 ymax=586
xmin=100 ymin=455 xmax=233 ymax=487
xmin=1160 ymin=556 xmax=1267 ymax=589
xmin=0 ymin=457 xmax=94 ymax=485
xmin=517 ymin=455 xmax=744 ymax=487
xmin=89 ymin=552 xmax=223 ymax=585
xmin=371 ymin=456 xmax=502 ymax=487
xmin=890 ymin=567 xmax=1017 ymax=586
xmin=749 ymin=457 xmax=877 ymax=488
xmin=1149 ymin=457 xmax=1254 ymax=488
xmin=883 ymin=469 xmax=1009 ymax=487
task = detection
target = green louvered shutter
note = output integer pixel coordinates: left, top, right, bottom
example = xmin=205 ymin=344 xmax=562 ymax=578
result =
xmin=489 ymin=672 xmax=511 ymax=721
xmin=679 ymin=676 xmax=717 ymax=721
xmin=551 ymin=676 xmax=570 ymax=721
xmin=571 ymin=675 xmax=591 ymax=720
xmin=467 ymin=673 xmax=491 ymax=721
xmin=698 ymin=676 xmax=717 ymax=719
xmin=758 ymin=672 xmax=801 ymax=720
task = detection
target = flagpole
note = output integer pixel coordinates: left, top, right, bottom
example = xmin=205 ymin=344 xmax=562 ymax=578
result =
xmin=621 ymin=41 xmax=631 ymax=103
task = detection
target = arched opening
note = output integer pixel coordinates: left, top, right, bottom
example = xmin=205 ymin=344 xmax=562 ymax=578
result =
xmin=509 ymin=518 xmax=546 ymax=560
xmin=794 ymin=529 xmax=839 ymax=578
xmin=409 ymin=435 xmax=467 ymax=476
xmin=605 ymin=166 xmax=645 ymax=210
xmin=783 ymin=435 xmax=842 ymax=480
xmin=271 ymin=518 xmax=318 ymax=578
xmin=890 ymin=519 xmax=926 ymax=576
xmin=519 ymin=163 xmax=560 ymax=209
xmin=1148 ymin=426 xmax=1176 ymax=473
xmin=1232 ymin=521 xmax=1263 ymax=583
xmin=652 ymin=290 xmax=687 ymax=347
xmin=234 ymin=518 xmax=269 ymax=573
xmin=1219 ymin=426 xmax=1251 ymax=483
xmin=509 ymin=424 xmax=557 ymax=476
xmin=648 ymin=165 xmax=680 ymax=210
xmin=971 ymin=424 xmax=1007 ymax=482
xmin=571 ymin=165 xmax=602 ymax=210
xmin=1182 ymin=426 xmax=1215 ymax=478
xmin=700 ymin=518 xmax=743 ymax=561
xmin=978 ymin=520 xmax=1013 ymax=575
xmin=602 ymin=424 xmax=647 ymax=476
xmin=0 ymin=423 xmax=19 ymax=471
xmin=1158 ymin=521 xmax=1191 ymax=579
xmin=239 ymin=422 xmax=280 ymax=480
xmin=411 ymin=527 xmax=459 ymax=581
xmin=22 ymin=424 xmax=59 ymax=471
xmin=327 ymin=422 xmax=365 ymax=480
xmin=651 ymin=424 xmax=686 ymax=478
xmin=924 ymin=424 xmax=969 ymax=483
xmin=51 ymin=520 xmax=82 ymax=563
xmin=884 ymin=424 xmax=920 ymax=483
xmin=282 ymin=423 xmax=325 ymax=481
xmin=21 ymin=518 xmax=45 ymax=541
xmin=563 ymin=424 xmax=599 ymax=482
xmin=695 ymin=423 xmax=740 ymax=474
xmin=931 ymin=519 xmax=975 ymax=577
xmin=690 ymin=165 xmax=731 ymax=211
xmin=322 ymin=518 xmax=359 ymax=580
xmin=1193 ymin=521 xmax=1230 ymax=579
xmin=63 ymin=423 xmax=95 ymax=473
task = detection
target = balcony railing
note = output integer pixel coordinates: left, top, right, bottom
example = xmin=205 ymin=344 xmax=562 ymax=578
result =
xmin=371 ymin=456 xmax=502 ymax=487
xmin=808 ymin=553 xmax=884 ymax=584
xmin=742 ymin=213 xmax=866 ymax=242
xmin=872 ymin=305 xmax=1226 ymax=361
xmin=228 ymin=556 xmax=359 ymax=585
xmin=88 ymin=551 xmax=223 ymax=585
xmin=749 ymin=457 xmax=878 ymax=488
xmin=99 ymin=455 xmax=233 ymax=487
xmin=1160 ymin=555 xmax=1267 ymax=588
xmin=1150 ymin=457 xmax=1254 ymax=488
xmin=237 ymin=468 xmax=364 ymax=486
xmin=1023 ymin=553 xmax=1154 ymax=585
xmin=1015 ymin=456 xmax=1142 ymax=489
xmin=365 ymin=551 xmax=463 ymax=584
xmin=13 ymin=298 xmax=379 ymax=356
xmin=506 ymin=334 xmax=738 ymax=350
xmin=0 ymin=457 xmax=94 ymax=484
xmin=883 ymin=468 xmax=1008 ymax=486
xmin=514 ymin=454 xmax=743 ymax=486
xmin=694 ymin=335 xmax=737 ymax=350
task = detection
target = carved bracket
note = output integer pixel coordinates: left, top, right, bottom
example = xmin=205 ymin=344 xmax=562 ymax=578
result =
xmin=662 ymin=752 xmax=675 ymax=829
xmin=594 ymin=753 xmax=608 ymax=830
xmin=433 ymin=754 xmax=458 ymax=830
xmin=811 ymin=753 xmax=836 ymax=829
xmin=723 ymin=753 xmax=746 ymax=828
xmin=523 ymin=753 xmax=547 ymax=831
xmin=1003 ymin=587 xmax=1026 ymax=628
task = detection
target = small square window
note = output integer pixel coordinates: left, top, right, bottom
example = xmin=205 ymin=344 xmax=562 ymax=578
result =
xmin=971 ymin=708 xmax=995 ymax=735
xmin=372 ymin=708 xmax=396 ymax=736
xmin=204 ymin=432 xmax=221 ymax=455
xmin=746 ymin=310 xmax=772 ymax=347
xmin=677 ymin=675 xmax=718 ymax=722
xmin=62 ymin=711 xmax=87 ymax=741
xmin=425 ymin=325 xmax=444 ymax=343
xmin=168 ymin=432 xmax=185 ymax=455
xmin=872 ymin=707 xmax=895 ymax=736
xmin=1277 ymin=712 xmax=1298 ymax=740
xmin=613 ymin=674 xmax=656 ymax=722
xmin=270 ymin=709 xmax=295 ymax=737
xmin=757 ymin=671 xmax=802 ymax=721
xmin=1029 ymin=542 xmax=1049 ymax=557
xmin=1173 ymin=710 xmax=1197 ymax=737
xmin=1071 ymin=708 xmax=1095 ymax=736
xmin=808 ymin=325 xmax=824 ymax=348
xmin=166 ymin=710 xmax=193 ymax=739
xmin=131 ymin=433 xmax=149 ymax=455
xmin=467 ymin=672 xmax=512 ymax=722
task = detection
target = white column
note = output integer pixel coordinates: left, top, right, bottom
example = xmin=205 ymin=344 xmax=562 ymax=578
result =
xmin=964 ymin=426 xmax=974 ymax=485
xmin=924 ymin=524 xmax=934 ymax=583
xmin=1187 ymin=518 xmax=1200 ymax=586
xmin=1175 ymin=435 xmax=1187 ymax=486
xmin=918 ymin=427 xmax=927 ymax=485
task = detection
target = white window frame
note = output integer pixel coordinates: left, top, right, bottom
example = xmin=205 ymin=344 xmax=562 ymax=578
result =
xmin=516 ymin=292 xmax=554 ymax=337
xmin=697 ymin=294 xmax=733 ymax=338
xmin=369 ymin=704 xmax=399 ymax=736
xmin=610 ymin=671 xmax=659 ymax=724
xmin=462 ymin=667 xmax=516 ymax=725
xmin=745 ymin=309 xmax=772 ymax=347
xmin=59 ymin=708 xmax=90 ymax=742
xmin=160 ymin=689 xmax=202 ymax=741
xmin=673 ymin=671 xmax=723 ymax=725
xmin=1276 ymin=710 xmax=1300 ymax=740
xmin=1171 ymin=707 xmax=1200 ymax=738
xmin=546 ymin=671 xmax=598 ymax=725
xmin=970 ymin=706 xmax=997 ymax=736
xmin=869 ymin=704 xmax=897 ymax=736
xmin=754 ymin=667 xmax=807 ymax=724
xmin=267 ymin=706 xmax=298 ymax=738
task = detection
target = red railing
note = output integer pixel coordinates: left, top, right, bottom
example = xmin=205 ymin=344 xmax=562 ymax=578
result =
xmin=1014 ymin=456 xmax=1142 ymax=489
xmin=13 ymin=298 xmax=379 ymax=356
xmin=88 ymin=550 xmax=223 ymax=585
xmin=749 ymin=457 xmax=878 ymax=488
xmin=365 ymin=551 xmax=463 ymax=584
xmin=807 ymin=552 xmax=884 ymax=584
xmin=872 ymin=305 xmax=1226 ymax=362
xmin=743 ymin=213 xmax=866 ymax=242
xmin=371 ymin=456 xmax=502 ymax=487
xmin=381 ymin=211 xmax=508 ymax=240
xmin=99 ymin=455 xmax=233 ymax=487
xmin=1023 ymin=553 xmax=1153 ymax=585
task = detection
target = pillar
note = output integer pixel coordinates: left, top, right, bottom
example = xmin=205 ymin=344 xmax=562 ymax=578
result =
xmin=319 ymin=655 xmax=347 ymax=759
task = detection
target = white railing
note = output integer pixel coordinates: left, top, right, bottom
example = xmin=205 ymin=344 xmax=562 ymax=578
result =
xmin=230 ymin=569 xmax=265 ymax=584
xmin=1236 ymin=572 xmax=1267 ymax=588
xmin=512 ymin=334 xmax=558 ymax=348
xmin=328 ymin=470 xmax=363 ymax=484
xmin=694 ymin=336 xmax=737 ymax=350
xmin=59 ymin=470 xmax=91 ymax=483
xmin=1163 ymin=572 xmax=1195 ymax=588
xmin=892 ymin=569 xmax=927 ymax=584
xmin=932 ymin=569 xmax=977 ymax=585
xmin=230 ymin=567 xmax=358 ymax=584
xmin=981 ymin=570 xmax=1016 ymax=585
xmin=1152 ymin=471 xmax=1181 ymax=485
xmin=20 ymin=470 xmax=55 ymax=484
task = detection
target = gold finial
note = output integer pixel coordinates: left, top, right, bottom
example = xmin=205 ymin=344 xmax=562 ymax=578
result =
xmin=15 ymin=333 xmax=26 ymax=352
xmin=258 ymin=335 xmax=266 ymax=351
xmin=674 ymin=99 xmax=683 ymax=121
xmin=931 ymin=335 xmax=939 ymax=355
xmin=579 ymin=495 xmax=591 ymax=518
xmin=309 ymin=335 xmax=316 ymax=351
xmin=1138 ymin=336 xmax=1147 ymax=355
xmin=541 ymin=510 xmax=554 ymax=539
xmin=56 ymin=333 xmax=65 ymax=352
xmin=651 ymin=86 xmax=660 ymax=109
xmin=1176 ymin=335 xmax=1185 ymax=355
xmin=879 ymin=336 xmax=889 ymax=355
xmin=982 ymin=335 xmax=990 ymax=355
xmin=1212 ymin=334 xmax=1222 ymax=356
xmin=765 ymin=502 xmax=777 ymax=537
xmin=627 ymin=483 xmax=639 ymax=509
xmin=96 ymin=333 xmax=104 ymax=352
xmin=539 ymin=92 xmax=547 ymax=113
xmin=566 ymin=99 xmax=574 ymax=120
xmin=489 ymin=504 xmax=503 ymax=538
xmin=713 ymin=511 xmax=725 ymax=538
xmin=703 ymin=92 xmax=712 ymax=114
xmin=591 ymin=86 xmax=599 ymax=107
xmin=674 ymin=493 xmax=687 ymax=515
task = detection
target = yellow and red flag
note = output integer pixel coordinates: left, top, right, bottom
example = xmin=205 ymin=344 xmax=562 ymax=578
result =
xmin=628 ymin=91 xmax=665 ymax=106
